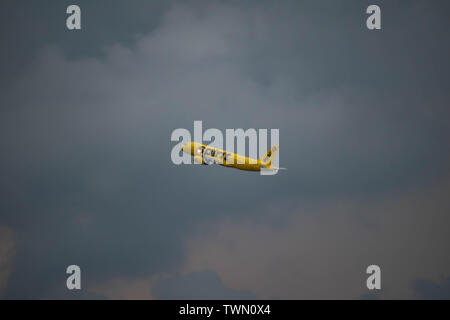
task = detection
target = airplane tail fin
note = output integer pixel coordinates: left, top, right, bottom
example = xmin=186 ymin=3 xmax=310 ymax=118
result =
xmin=259 ymin=145 xmax=279 ymax=167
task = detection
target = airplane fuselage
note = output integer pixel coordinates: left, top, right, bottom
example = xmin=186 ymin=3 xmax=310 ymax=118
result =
xmin=182 ymin=142 xmax=265 ymax=171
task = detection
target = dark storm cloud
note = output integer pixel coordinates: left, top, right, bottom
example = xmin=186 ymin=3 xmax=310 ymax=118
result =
xmin=414 ymin=278 xmax=450 ymax=299
xmin=152 ymin=270 xmax=257 ymax=299
xmin=0 ymin=0 xmax=172 ymax=85
xmin=0 ymin=0 xmax=449 ymax=299
xmin=183 ymin=176 xmax=450 ymax=299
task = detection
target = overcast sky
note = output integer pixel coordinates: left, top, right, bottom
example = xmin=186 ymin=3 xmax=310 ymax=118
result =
xmin=0 ymin=0 xmax=449 ymax=299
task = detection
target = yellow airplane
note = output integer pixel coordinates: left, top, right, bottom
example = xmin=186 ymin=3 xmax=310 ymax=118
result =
xmin=181 ymin=142 xmax=284 ymax=172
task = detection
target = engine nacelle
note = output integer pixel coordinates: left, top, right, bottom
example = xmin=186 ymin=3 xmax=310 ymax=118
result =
xmin=194 ymin=155 xmax=206 ymax=164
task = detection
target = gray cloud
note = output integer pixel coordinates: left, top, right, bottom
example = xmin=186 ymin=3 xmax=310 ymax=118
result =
xmin=152 ymin=270 xmax=257 ymax=299
xmin=414 ymin=278 xmax=450 ymax=299
xmin=0 ymin=226 xmax=15 ymax=298
xmin=183 ymin=175 xmax=450 ymax=299
xmin=0 ymin=0 xmax=449 ymax=298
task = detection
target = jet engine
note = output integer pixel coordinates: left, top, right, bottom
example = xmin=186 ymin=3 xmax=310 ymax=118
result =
xmin=194 ymin=155 xmax=206 ymax=165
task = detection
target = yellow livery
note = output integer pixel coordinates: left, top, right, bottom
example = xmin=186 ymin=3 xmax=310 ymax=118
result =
xmin=181 ymin=142 xmax=283 ymax=172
